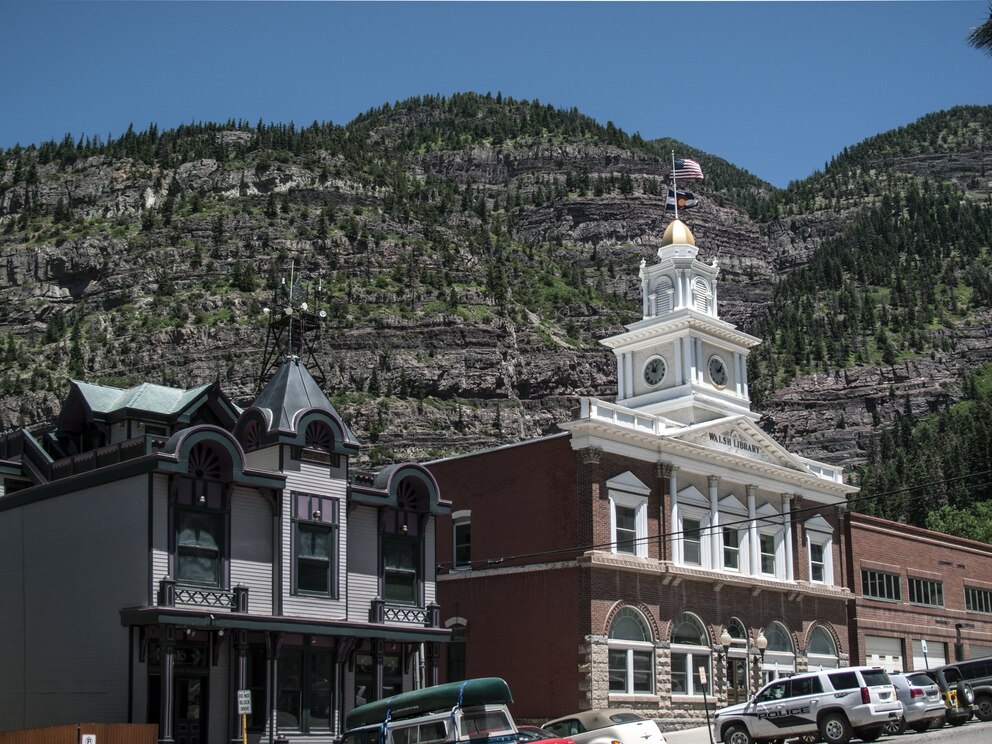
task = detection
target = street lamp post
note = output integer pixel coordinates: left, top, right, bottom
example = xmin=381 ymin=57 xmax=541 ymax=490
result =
xmin=753 ymin=631 xmax=768 ymax=687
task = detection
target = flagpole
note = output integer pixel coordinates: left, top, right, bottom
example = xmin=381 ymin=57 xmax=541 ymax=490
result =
xmin=671 ymin=151 xmax=678 ymax=220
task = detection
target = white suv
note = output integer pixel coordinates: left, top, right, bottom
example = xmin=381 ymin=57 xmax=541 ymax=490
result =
xmin=713 ymin=666 xmax=902 ymax=744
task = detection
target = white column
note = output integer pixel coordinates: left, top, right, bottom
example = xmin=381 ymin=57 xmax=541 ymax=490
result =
xmin=683 ymin=270 xmax=692 ymax=309
xmin=616 ymin=352 xmax=625 ymax=399
xmin=783 ymin=494 xmax=794 ymax=582
xmin=624 ymin=351 xmax=634 ymax=400
xmin=742 ymin=355 xmax=750 ymax=399
xmin=674 ymin=341 xmax=683 ymax=385
xmin=712 ymin=277 xmax=718 ymax=317
xmin=695 ymin=337 xmax=703 ymax=384
xmin=682 ymin=336 xmax=692 ymax=386
xmin=747 ymin=485 xmax=759 ymax=577
xmin=670 ymin=466 xmax=680 ymax=564
xmin=709 ymin=475 xmax=721 ymax=570
xmin=675 ymin=270 xmax=683 ymax=308
xmin=734 ymin=353 xmax=743 ymax=397
xmin=649 ymin=292 xmax=657 ymax=318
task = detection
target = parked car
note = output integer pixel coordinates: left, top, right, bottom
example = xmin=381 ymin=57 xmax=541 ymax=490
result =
xmin=928 ymin=655 xmax=992 ymax=722
xmin=883 ymin=672 xmax=946 ymax=734
xmin=712 ymin=666 xmax=901 ymax=744
xmin=542 ymin=710 xmax=667 ymax=744
xmin=517 ymin=725 xmax=575 ymax=744
xmin=917 ymin=666 xmax=975 ymax=727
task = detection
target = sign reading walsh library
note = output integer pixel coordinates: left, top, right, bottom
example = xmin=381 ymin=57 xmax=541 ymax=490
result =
xmin=705 ymin=430 xmax=775 ymax=464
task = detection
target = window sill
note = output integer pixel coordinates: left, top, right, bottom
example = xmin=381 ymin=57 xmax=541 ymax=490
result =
xmin=608 ymin=693 xmax=658 ymax=702
xmin=670 ymin=695 xmax=708 ymax=704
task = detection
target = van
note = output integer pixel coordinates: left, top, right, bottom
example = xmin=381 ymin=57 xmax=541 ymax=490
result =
xmin=342 ymin=678 xmax=518 ymax=744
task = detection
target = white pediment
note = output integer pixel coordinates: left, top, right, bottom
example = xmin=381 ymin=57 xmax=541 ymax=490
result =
xmin=607 ymin=470 xmax=651 ymax=495
xmin=718 ymin=493 xmax=748 ymax=515
xmin=678 ymin=484 xmax=709 ymax=507
xmin=675 ymin=417 xmax=808 ymax=472
xmin=805 ymin=514 xmax=833 ymax=535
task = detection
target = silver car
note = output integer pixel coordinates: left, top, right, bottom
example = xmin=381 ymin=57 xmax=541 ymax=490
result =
xmin=884 ymin=672 xmax=947 ymax=734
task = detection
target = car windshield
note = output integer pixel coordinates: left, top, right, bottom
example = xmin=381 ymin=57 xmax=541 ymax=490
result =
xmin=609 ymin=714 xmax=646 ymax=724
xmin=906 ymin=673 xmax=934 ymax=688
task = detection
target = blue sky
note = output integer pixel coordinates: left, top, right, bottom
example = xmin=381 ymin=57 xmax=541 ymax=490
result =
xmin=2 ymin=1 xmax=989 ymax=187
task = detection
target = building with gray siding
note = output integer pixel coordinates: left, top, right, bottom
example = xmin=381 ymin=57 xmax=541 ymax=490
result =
xmin=0 ymin=357 xmax=449 ymax=744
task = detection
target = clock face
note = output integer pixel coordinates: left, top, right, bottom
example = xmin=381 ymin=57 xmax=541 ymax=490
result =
xmin=644 ymin=356 xmax=667 ymax=386
xmin=709 ymin=356 xmax=728 ymax=387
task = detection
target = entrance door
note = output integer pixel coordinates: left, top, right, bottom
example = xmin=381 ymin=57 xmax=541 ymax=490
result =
xmin=727 ymin=658 xmax=749 ymax=704
xmin=175 ymin=676 xmax=208 ymax=744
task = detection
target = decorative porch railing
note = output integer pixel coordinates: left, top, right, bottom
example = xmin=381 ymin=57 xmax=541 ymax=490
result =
xmin=158 ymin=577 xmax=249 ymax=612
xmin=370 ymin=598 xmax=441 ymax=627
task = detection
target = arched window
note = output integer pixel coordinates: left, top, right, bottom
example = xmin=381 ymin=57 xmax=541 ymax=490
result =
xmin=305 ymin=421 xmax=333 ymax=452
xmin=760 ymin=622 xmax=796 ymax=682
xmin=692 ymin=277 xmax=711 ymax=314
xmin=173 ymin=442 xmax=228 ymax=588
xmin=654 ymin=276 xmax=674 ymax=315
xmin=382 ymin=476 xmax=429 ymax=604
xmin=671 ymin=613 xmax=710 ymax=696
xmin=608 ymin=607 xmax=654 ymax=695
xmin=808 ymin=626 xmax=839 ymax=670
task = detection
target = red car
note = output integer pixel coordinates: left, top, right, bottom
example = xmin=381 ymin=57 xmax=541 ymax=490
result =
xmin=517 ymin=725 xmax=576 ymax=744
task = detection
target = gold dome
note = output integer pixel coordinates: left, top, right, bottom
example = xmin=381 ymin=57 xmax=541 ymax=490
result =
xmin=660 ymin=219 xmax=696 ymax=247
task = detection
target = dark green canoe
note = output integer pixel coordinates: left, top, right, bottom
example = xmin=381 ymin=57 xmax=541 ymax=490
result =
xmin=345 ymin=677 xmax=513 ymax=730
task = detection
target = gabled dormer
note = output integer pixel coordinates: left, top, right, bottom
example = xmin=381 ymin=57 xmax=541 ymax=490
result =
xmin=600 ymin=219 xmax=761 ymax=425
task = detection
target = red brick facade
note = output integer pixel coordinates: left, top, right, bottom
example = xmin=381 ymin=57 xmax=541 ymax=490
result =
xmin=844 ymin=512 xmax=992 ymax=670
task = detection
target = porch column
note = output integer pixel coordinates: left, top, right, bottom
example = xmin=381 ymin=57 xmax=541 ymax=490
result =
xmin=669 ymin=465 xmax=680 ymax=563
xmin=159 ymin=625 xmax=176 ymax=744
xmin=709 ymin=476 xmax=721 ymax=570
xmin=230 ymin=631 xmax=248 ymax=744
xmin=747 ymin=486 xmax=759 ymax=577
xmin=372 ymin=639 xmax=385 ymax=701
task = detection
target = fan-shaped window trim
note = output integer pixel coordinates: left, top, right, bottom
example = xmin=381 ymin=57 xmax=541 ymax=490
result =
xmin=765 ymin=622 xmax=794 ymax=653
xmin=610 ymin=606 xmax=652 ymax=643
xmin=672 ymin=612 xmax=708 ymax=646
xmin=305 ymin=421 xmax=334 ymax=452
xmin=809 ymin=625 xmax=837 ymax=656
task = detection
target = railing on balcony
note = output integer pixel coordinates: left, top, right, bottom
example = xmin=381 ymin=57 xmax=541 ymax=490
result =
xmin=370 ymin=598 xmax=440 ymax=627
xmin=159 ymin=577 xmax=249 ymax=612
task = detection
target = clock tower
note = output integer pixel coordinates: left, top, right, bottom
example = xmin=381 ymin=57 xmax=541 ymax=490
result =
xmin=600 ymin=219 xmax=761 ymax=425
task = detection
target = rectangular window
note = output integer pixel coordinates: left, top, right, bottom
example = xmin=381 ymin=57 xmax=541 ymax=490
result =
xmin=908 ymin=577 xmax=944 ymax=607
xmin=683 ymin=518 xmax=702 ymax=566
xmin=759 ymin=533 xmax=776 ymax=575
xmin=384 ymin=535 xmax=420 ymax=604
xmin=175 ymin=508 xmax=223 ymax=586
xmin=723 ymin=526 xmax=740 ymax=570
xmin=615 ymin=505 xmax=637 ymax=554
xmin=293 ymin=493 xmax=339 ymax=597
xmin=609 ymin=648 xmax=653 ymax=694
xmin=453 ymin=521 xmax=471 ymax=569
xmin=810 ymin=542 xmax=825 ymax=583
xmin=861 ymin=569 xmax=901 ymax=601
xmin=966 ymin=587 xmax=992 ymax=614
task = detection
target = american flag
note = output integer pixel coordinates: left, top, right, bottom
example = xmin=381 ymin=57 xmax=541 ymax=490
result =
xmin=673 ymin=157 xmax=704 ymax=180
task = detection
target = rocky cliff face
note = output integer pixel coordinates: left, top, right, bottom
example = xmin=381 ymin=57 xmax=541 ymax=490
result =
xmin=1 ymin=103 xmax=990 ymax=471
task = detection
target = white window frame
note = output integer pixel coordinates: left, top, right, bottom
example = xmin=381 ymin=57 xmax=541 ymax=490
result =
xmin=677 ymin=485 xmax=711 ymax=568
xmin=718 ymin=494 xmax=749 ymax=574
xmin=671 ymin=613 xmax=712 ymax=697
xmin=608 ymin=473 xmax=650 ymax=559
xmin=756 ymin=502 xmax=784 ymax=579
xmin=804 ymin=515 xmax=834 ymax=586
xmin=607 ymin=607 xmax=655 ymax=695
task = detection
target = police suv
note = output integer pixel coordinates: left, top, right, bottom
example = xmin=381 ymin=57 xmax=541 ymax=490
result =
xmin=713 ymin=666 xmax=902 ymax=744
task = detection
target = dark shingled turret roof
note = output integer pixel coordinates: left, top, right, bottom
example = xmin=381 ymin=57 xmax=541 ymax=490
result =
xmin=252 ymin=358 xmax=359 ymax=446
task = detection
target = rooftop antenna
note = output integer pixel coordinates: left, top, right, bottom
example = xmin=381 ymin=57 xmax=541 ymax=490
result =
xmin=255 ymin=259 xmax=329 ymax=394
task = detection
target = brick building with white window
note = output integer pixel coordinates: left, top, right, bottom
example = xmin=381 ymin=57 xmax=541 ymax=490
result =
xmin=0 ymin=357 xmax=450 ymax=743
xmin=427 ymin=220 xmax=858 ymax=729
xmin=844 ymin=511 xmax=992 ymax=672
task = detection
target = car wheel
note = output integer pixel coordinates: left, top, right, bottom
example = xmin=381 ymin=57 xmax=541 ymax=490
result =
xmin=819 ymin=712 xmax=852 ymax=744
xmin=724 ymin=723 xmax=753 ymax=744
xmin=854 ymin=726 xmax=883 ymax=743
xmin=976 ymin=693 xmax=992 ymax=722
xmin=882 ymin=716 xmax=906 ymax=736
xmin=908 ymin=720 xmax=931 ymax=733
xmin=957 ymin=681 xmax=975 ymax=707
